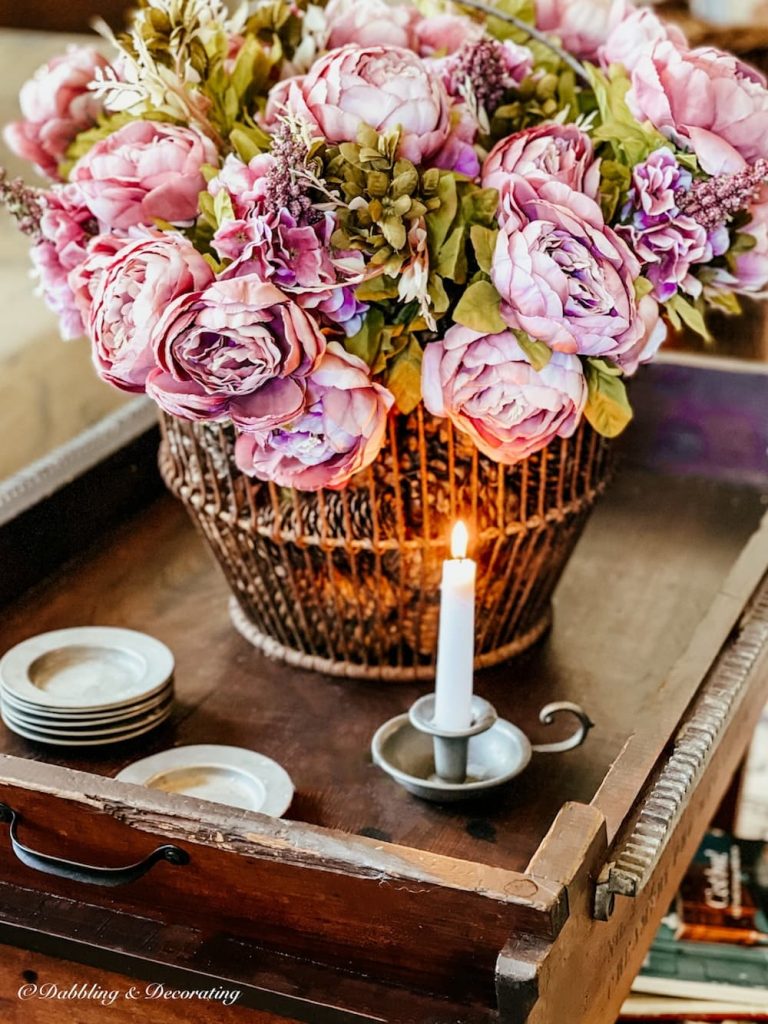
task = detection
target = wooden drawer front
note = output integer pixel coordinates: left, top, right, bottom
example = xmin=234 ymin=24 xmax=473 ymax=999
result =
xmin=0 ymin=760 xmax=564 ymax=1005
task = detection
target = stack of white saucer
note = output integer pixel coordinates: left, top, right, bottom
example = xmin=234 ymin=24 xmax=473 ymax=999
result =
xmin=0 ymin=627 xmax=174 ymax=747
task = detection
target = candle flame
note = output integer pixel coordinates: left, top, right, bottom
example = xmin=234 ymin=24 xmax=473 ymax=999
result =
xmin=451 ymin=520 xmax=469 ymax=559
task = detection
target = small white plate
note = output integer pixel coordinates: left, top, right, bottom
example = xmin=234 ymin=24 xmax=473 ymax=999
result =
xmin=0 ymin=683 xmax=173 ymax=723
xmin=116 ymin=745 xmax=294 ymax=817
xmin=0 ymin=628 xmax=174 ymax=711
xmin=1 ymin=699 xmax=173 ymax=738
xmin=1 ymin=708 xmax=172 ymax=747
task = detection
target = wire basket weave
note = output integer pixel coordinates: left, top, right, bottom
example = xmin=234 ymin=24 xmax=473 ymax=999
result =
xmin=159 ymin=410 xmax=612 ymax=681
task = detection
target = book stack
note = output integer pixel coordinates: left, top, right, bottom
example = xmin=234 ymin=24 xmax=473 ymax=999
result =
xmin=619 ymin=830 xmax=768 ymax=1022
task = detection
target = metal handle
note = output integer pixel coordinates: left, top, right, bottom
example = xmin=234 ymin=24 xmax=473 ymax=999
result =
xmin=0 ymin=803 xmax=189 ymax=887
xmin=532 ymin=702 xmax=594 ymax=754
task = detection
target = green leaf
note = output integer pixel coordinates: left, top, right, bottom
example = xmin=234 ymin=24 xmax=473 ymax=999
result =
xmin=705 ymin=289 xmax=742 ymax=317
xmin=231 ymin=34 xmax=263 ymax=100
xmin=597 ymin=159 xmax=631 ymax=222
xmin=512 ymin=330 xmax=552 ymax=372
xmin=586 ymin=64 xmax=668 ymax=167
xmin=462 ymin=187 xmax=500 ymax=228
xmin=229 ymin=122 xmax=271 ymax=162
xmin=345 ymin=308 xmax=385 ymax=369
xmin=426 ymin=173 xmax=458 ymax=256
xmin=385 ymin=336 xmax=423 ymax=415
xmin=634 ymin=277 xmax=654 ymax=302
xmin=470 ymin=225 xmax=498 ymax=275
xmin=355 ymin=275 xmax=399 ymax=302
xmin=428 ymin=273 xmax=450 ymax=316
xmin=665 ymin=293 xmax=713 ymax=343
xmin=435 ymin=224 xmax=467 ymax=283
xmin=380 ymin=216 xmax=407 ymax=251
xmin=584 ymin=358 xmax=633 ymax=438
xmin=452 ymin=281 xmax=507 ymax=334
xmin=213 ymin=188 xmax=235 ymax=226
xmin=486 ymin=0 xmax=535 ymax=43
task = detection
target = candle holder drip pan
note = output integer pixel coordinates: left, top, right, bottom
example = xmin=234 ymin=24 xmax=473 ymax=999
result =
xmin=372 ymin=697 xmax=593 ymax=802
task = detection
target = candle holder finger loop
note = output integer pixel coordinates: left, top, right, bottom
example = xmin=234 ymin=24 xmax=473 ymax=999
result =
xmin=531 ymin=702 xmax=595 ymax=755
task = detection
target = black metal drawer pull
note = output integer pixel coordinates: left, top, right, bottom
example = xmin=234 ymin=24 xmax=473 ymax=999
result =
xmin=0 ymin=802 xmax=189 ymax=887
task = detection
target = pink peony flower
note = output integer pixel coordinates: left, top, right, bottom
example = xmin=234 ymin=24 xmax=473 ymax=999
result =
xmin=628 ymin=43 xmax=768 ymax=175
xmin=619 ymin=294 xmax=668 ymax=376
xmin=415 ymin=14 xmax=483 ymax=58
xmin=235 ymin=342 xmax=393 ymax=491
xmin=324 ymin=0 xmax=421 ymax=51
xmin=535 ymin=0 xmax=631 ymax=61
xmin=4 ymin=46 xmax=108 ymax=180
xmin=68 ymin=234 xmax=127 ymax=328
xmin=422 ymin=325 xmax=587 ymax=463
xmin=482 ymin=124 xmax=600 ymax=208
xmin=207 ymin=152 xmax=274 ymax=220
xmin=86 ymin=233 xmax=214 ymax=393
xmin=70 ymin=120 xmax=218 ymax=231
xmin=270 ymin=45 xmax=451 ymax=165
xmin=491 ymin=180 xmax=644 ymax=370
xmin=146 ymin=277 xmax=325 ymax=427
xmin=29 ymin=184 xmax=97 ymax=339
xmin=599 ymin=7 xmax=687 ymax=74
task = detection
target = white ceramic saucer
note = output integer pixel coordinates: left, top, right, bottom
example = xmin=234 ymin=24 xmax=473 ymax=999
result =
xmin=0 ymin=683 xmax=173 ymax=723
xmin=1 ymin=699 xmax=173 ymax=739
xmin=116 ymin=745 xmax=294 ymax=817
xmin=0 ymin=627 xmax=174 ymax=711
xmin=1 ymin=709 xmax=172 ymax=747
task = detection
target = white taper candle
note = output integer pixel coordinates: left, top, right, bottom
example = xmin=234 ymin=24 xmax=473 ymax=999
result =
xmin=433 ymin=521 xmax=477 ymax=732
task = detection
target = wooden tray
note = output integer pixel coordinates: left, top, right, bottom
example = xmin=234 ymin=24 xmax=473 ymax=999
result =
xmin=0 ymin=356 xmax=766 ymax=1024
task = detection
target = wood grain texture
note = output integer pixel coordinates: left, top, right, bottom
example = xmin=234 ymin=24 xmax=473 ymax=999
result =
xmin=497 ymin=574 xmax=768 ymax=1024
xmin=0 ymin=429 xmax=764 ymax=1018
xmin=0 ymin=468 xmax=761 ymax=876
xmin=0 ymin=882 xmax=498 ymax=1024
xmin=0 ymin=943 xmax=299 ymax=1024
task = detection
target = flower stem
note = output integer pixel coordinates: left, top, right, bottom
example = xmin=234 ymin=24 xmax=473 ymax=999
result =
xmin=454 ymin=0 xmax=591 ymax=84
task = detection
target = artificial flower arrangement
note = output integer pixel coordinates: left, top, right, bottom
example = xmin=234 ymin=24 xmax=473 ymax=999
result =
xmin=2 ymin=0 xmax=768 ymax=492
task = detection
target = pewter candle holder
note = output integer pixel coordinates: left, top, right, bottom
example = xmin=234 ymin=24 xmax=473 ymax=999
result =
xmin=371 ymin=694 xmax=593 ymax=803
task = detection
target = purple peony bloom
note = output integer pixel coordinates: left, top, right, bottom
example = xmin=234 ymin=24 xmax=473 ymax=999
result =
xmin=491 ymin=180 xmax=645 ymax=369
xmin=618 ymin=147 xmax=711 ymax=302
xmin=234 ymin=342 xmax=393 ymax=491
xmin=422 ymin=324 xmax=587 ymax=464
xmin=146 ymin=277 xmax=326 ymax=427
xmin=217 ymin=210 xmax=368 ymax=337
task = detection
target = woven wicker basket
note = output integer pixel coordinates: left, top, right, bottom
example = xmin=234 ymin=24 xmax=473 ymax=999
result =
xmin=159 ymin=410 xmax=612 ymax=681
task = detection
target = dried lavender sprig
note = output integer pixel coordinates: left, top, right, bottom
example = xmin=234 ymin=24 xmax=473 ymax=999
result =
xmin=676 ymin=160 xmax=768 ymax=232
xmin=454 ymin=0 xmax=590 ymax=84
xmin=0 ymin=167 xmax=44 ymax=239
xmin=447 ymin=39 xmax=510 ymax=118
xmin=263 ymin=118 xmax=325 ymax=224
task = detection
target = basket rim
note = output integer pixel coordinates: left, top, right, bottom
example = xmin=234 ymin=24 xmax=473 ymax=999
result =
xmin=229 ymin=596 xmax=553 ymax=681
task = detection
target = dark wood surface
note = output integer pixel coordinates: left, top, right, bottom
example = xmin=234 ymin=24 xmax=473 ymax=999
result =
xmin=0 ymin=427 xmax=162 ymax=606
xmin=0 ymin=462 xmax=761 ymax=876
xmin=0 ymin=880 xmax=497 ymax=1024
